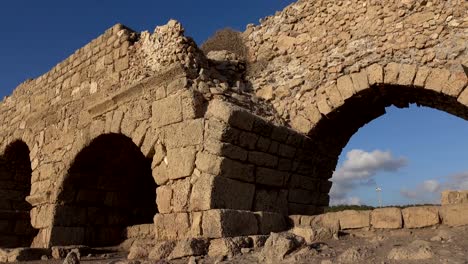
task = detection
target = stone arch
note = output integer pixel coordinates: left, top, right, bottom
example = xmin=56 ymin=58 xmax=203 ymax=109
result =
xmin=51 ymin=133 xmax=157 ymax=246
xmin=0 ymin=140 xmax=37 ymax=247
xmin=297 ymin=63 xmax=468 ymax=206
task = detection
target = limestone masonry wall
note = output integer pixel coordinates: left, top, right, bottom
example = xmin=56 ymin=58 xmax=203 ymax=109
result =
xmin=0 ymin=0 xmax=466 ymax=250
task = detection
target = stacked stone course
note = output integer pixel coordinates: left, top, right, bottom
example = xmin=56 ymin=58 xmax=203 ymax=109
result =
xmin=0 ymin=0 xmax=466 ymax=252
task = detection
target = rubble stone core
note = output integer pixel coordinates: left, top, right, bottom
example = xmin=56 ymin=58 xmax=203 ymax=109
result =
xmin=0 ymin=0 xmax=466 ymax=248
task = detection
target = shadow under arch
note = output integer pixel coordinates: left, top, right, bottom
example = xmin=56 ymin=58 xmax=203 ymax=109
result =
xmin=53 ymin=133 xmax=157 ymax=247
xmin=306 ymin=83 xmax=468 ymax=206
xmin=0 ymin=140 xmax=37 ymax=247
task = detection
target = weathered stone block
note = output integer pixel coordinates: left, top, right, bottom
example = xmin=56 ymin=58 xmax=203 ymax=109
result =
xmin=254 ymin=211 xmax=287 ymax=235
xmin=206 ymin=100 xmax=254 ymax=131
xmin=350 ymin=71 xmax=369 ymax=93
xmin=439 ymin=204 xmax=468 ymax=227
xmin=252 ymin=118 xmax=273 ymax=137
xmin=163 ymin=119 xmax=204 ymax=148
xmin=238 ymin=131 xmax=258 ymax=150
xmin=441 ymin=190 xmax=468 ymax=205
xmin=256 ymin=167 xmax=288 ymax=187
xmin=202 ymin=209 xmax=258 ymax=238
xmin=457 ymin=87 xmax=468 ymax=106
xmin=204 ymin=119 xmax=240 ymax=143
xmin=317 ymin=99 xmax=332 ymax=115
xmin=152 ymin=163 xmax=168 ymax=185
xmin=131 ymin=120 xmax=149 ymax=147
xmin=271 ymin=126 xmax=290 ymax=142
xmin=208 ymin=237 xmax=251 ymax=257
xmin=413 ymin=66 xmax=431 ymax=87
xmin=397 ymin=64 xmax=417 ymax=86
xmin=338 ymin=210 xmax=370 ymax=229
xmin=253 ymin=188 xmax=288 ymax=215
xmin=291 ymin=114 xmax=313 ymax=134
xmin=325 ymin=84 xmax=344 ymax=109
xmin=167 ymin=77 xmax=188 ymax=96
xmin=168 ymin=238 xmax=209 ymax=260
xmin=288 ymin=188 xmax=315 ymax=204
xmin=166 ymin=147 xmax=196 ymax=180
xmin=402 ymin=206 xmax=439 ymax=228
xmin=336 ymin=75 xmax=355 ymax=100
xmin=115 ymin=56 xmax=129 ymax=72
xmin=171 ymin=179 xmax=191 ymax=212
xmin=148 ymin=241 xmax=176 ymax=260
xmin=152 ymin=96 xmax=182 ymax=128
xmin=289 ymin=174 xmax=318 ymax=191
xmin=204 ymin=139 xmax=248 ymax=161
xmin=221 ymin=158 xmax=255 ymax=182
xmin=367 ymin=64 xmax=383 ymax=85
xmin=384 ymin=62 xmax=400 ymax=84
xmin=154 ymin=212 xmax=190 ymax=240
xmin=195 ymin=151 xmax=222 ymax=175
xmin=371 ymin=207 xmax=402 ymax=229
xmin=31 ymin=204 xmax=54 ymax=229
xmin=110 ymin=109 xmax=124 ymax=133
xmin=425 ymin=68 xmax=451 ymax=92
xmin=278 ymin=144 xmax=296 ymax=158
xmin=443 ymin=71 xmax=467 ymax=97
xmin=190 ymin=173 xmax=255 ymax=211
xmin=248 ymin=151 xmax=278 ymax=168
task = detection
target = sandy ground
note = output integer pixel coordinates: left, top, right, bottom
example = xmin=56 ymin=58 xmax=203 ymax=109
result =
xmin=15 ymin=225 xmax=468 ymax=264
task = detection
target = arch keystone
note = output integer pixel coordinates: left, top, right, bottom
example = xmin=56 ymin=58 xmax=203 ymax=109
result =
xmin=397 ymin=64 xmax=417 ymax=86
xmin=414 ymin=66 xmax=431 ymax=87
xmin=350 ymin=71 xmax=369 ymax=93
xmin=384 ymin=63 xmax=400 ymax=85
xmin=325 ymin=84 xmax=344 ymax=109
xmin=367 ymin=64 xmax=383 ymax=85
xmin=443 ymin=71 xmax=467 ymax=97
xmin=457 ymin=87 xmax=468 ymax=106
xmin=291 ymin=115 xmax=312 ymax=134
xmin=426 ymin=68 xmax=451 ymax=93
xmin=336 ymin=75 xmax=355 ymax=100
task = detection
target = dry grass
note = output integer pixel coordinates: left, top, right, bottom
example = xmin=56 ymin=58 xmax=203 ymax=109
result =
xmin=200 ymin=28 xmax=247 ymax=60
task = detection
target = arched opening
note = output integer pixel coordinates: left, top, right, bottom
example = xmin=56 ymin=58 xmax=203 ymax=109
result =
xmin=329 ymin=105 xmax=468 ymax=206
xmin=54 ymin=133 xmax=157 ymax=247
xmin=0 ymin=140 xmax=36 ymax=247
xmin=307 ymin=84 xmax=468 ymax=208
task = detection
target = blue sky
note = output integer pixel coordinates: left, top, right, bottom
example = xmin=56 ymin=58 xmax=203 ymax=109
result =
xmin=1 ymin=1 xmax=467 ymax=206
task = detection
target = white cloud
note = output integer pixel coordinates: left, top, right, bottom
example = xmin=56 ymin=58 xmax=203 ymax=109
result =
xmin=332 ymin=149 xmax=407 ymax=182
xmin=422 ymin=180 xmax=440 ymax=193
xmin=400 ymin=171 xmax=468 ymax=203
xmin=330 ymin=149 xmax=407 ymax=205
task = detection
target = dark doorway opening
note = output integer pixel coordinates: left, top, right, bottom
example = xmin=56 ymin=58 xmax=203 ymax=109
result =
xmin=0 ymin=140 xmax=36 ymax=247
xmin=55 ymin=133 xmax=157 ymax=246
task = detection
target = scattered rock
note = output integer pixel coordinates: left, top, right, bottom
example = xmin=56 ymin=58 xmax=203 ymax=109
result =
xmin=52 ymin=245 xmax=90 ymax=259
xmin=430 ymin=229 xmax=455 ymax=242
xmin=5 ymin=248 xmax=51 ymax=262
xmin=337 ymin=247 xmax=369 ymax=263
xmin=387 ymin=240 xmax=434 ymax=260
xmin=63 ymin=251 xmax=80 ymax=264
xmin=286 ymin=246 xmax=318 ymax=262
xmin=168 ymin=238 xmax=209 ymax=260
xmin=260 ymin=232 xmax=304 ymax=263
xmin=249 ymin=235 xmax=269 ymax=248
xmin=128 ymin=245 xmax=150 ymax=260
xmin=148 ymin=241 xmax=176 ymax=260
xmin=208 ymin=236 xmax=251 ymax=258
xmin=291 ymin=225 xmax=336 ymax=244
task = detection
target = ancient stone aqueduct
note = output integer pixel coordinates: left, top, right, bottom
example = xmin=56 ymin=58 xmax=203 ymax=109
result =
xmin=0 ymin=0 xmax=466 ymax=250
